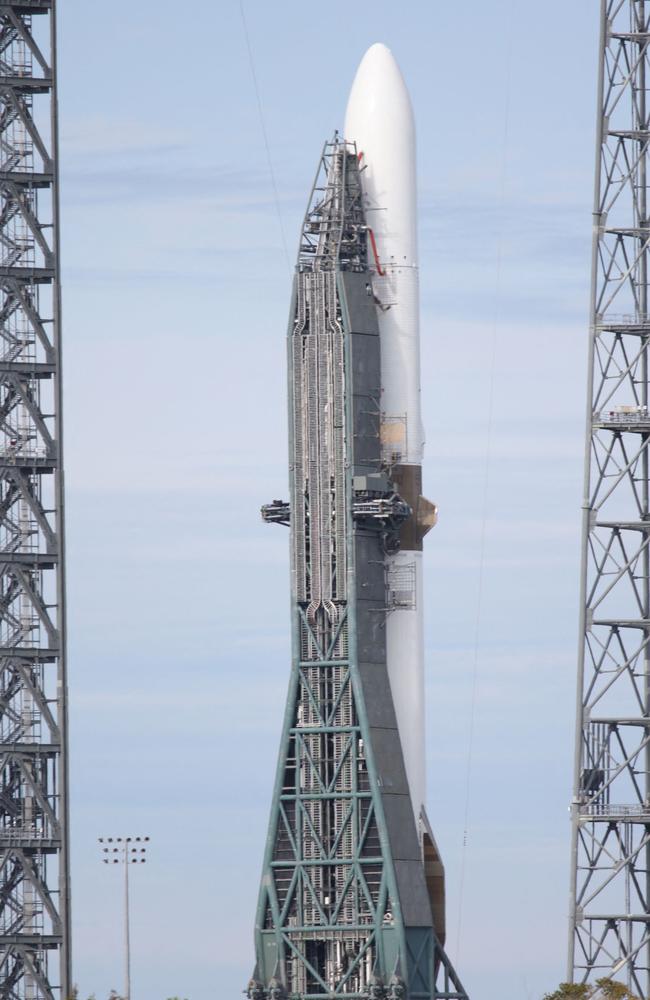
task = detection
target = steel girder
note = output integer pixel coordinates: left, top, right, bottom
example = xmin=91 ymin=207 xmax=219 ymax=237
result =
xmin=250 ymin=141 xmax=468 ymax=1000
xmin=0 ymin=4 xmax=70 ymax=1000
xmin=569 ymin=1 xmax=650 ymax=993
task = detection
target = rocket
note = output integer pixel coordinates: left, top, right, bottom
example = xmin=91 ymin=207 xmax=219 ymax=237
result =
xmin=251 ymin=41 xmax=468 ymax=1000
xmin=345 ymin=43 xmax=437 ymax=835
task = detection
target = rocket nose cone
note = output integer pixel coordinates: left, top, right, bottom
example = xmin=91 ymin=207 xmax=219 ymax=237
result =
xmin=343 ymin=41 xmax=417 ymax=264
xmin=344 ymin=42 xmax=414 ymax=140
xmin=350 ymin=42 xmax=401 ymax=81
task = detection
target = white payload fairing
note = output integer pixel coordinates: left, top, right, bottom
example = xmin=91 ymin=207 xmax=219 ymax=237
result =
xmin=345 ymin=43 xmax=436 ymax=834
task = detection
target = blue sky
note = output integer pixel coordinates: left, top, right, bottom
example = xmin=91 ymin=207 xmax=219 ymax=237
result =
xmin=57 ymin=2 xmax=598 ymax=999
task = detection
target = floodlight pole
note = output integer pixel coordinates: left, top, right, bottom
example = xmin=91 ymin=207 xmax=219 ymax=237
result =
xmin=99 ymin=836 xmax=150 ymax=1000
xmin=124 ymin=849 xmax=131 ymax=1000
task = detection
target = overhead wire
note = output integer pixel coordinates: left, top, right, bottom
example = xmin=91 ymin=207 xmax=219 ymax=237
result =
xmin=238 ymin=1 xmax=291 ymax=269
xmin=454 ymin=0 xmax=515 ymax=964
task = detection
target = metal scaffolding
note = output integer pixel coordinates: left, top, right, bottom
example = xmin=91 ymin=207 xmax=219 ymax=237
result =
xmin=0 ymin=3 xmax=70 ymax=999
xmin=569 ymin=1 xmax=650 ymax=992
xmin=250 ymin=139 xmax=467 ymax=1000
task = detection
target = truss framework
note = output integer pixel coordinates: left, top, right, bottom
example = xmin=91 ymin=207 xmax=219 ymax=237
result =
xmin=250 ymin=141 xmax=468 ymax=1000
xmin=0 ymin=4 xmax=70 ymax=1000
xmin=569 ymin=2 xmax=650 ymax=993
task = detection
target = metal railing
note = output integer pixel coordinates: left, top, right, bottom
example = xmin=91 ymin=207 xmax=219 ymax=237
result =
xmin=596 ymin=313 xmax=650 ymax=326
xmin=594 ymin=408 xmax=650 ymax=424
xmin=581 ymin=803 xmax=650 ymax=817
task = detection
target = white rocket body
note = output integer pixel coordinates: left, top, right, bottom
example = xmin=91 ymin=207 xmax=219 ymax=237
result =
xmin=345 ymin=44 xmax=427 ymax=829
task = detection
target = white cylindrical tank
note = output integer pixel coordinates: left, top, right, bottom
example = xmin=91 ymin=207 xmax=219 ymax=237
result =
xmin=345 ymin=43 xmax=428 ymax=830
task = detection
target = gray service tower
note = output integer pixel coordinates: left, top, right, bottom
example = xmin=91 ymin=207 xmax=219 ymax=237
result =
xmin=249 ymin=136 xmax=468 ymax=1000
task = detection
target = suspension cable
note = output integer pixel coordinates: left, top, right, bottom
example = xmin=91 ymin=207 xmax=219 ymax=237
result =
xmin=238 ymin=1 xmax=291 ymax=268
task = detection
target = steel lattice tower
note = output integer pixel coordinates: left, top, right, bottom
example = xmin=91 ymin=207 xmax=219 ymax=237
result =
xmin=569 ymin=1 xmax=650 ymax=992
xmin=0 ymin=4 xmax=70 ymax=1000
xmin=251 ymin=139 xmax=467 ymax=1000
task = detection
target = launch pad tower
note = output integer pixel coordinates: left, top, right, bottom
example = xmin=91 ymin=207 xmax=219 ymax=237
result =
xmin=251 ymin=140 xmax=467 ymax=1000
xmin=0 ymin=4 xmax=70 ymax=1000
xmin=569 ymin=0 xmax=650 ymax=992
